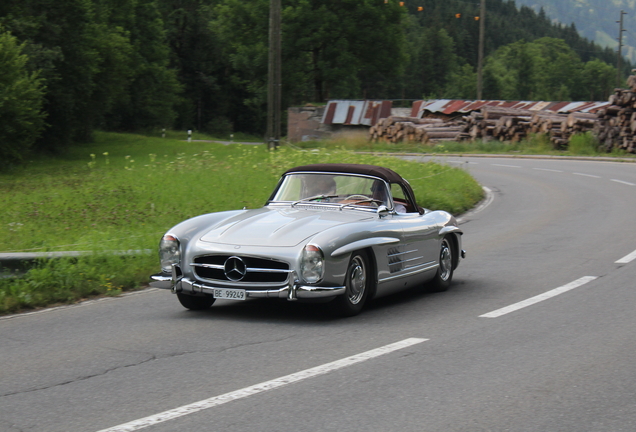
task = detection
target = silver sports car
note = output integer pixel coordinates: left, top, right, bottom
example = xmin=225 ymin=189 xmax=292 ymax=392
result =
xmin=150 ymin=163 xmax=465 ymax=316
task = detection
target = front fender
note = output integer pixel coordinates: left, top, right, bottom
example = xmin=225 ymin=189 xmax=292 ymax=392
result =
xmin=439 ymin=225 xmax=462 ymax=237
xmin=331 ymin=237 xmax=400 ymax=258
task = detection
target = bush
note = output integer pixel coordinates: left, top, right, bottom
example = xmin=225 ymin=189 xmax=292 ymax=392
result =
xmin=568 ymin=132 xmax=599 ymax=155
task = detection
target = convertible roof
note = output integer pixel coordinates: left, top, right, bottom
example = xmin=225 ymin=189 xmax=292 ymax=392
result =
xmin=284 ymin=163 xmax=404 ymax=184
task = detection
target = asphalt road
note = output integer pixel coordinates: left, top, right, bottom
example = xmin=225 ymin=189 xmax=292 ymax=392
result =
xmin=1 ymin=156 xmax=635 ymax=432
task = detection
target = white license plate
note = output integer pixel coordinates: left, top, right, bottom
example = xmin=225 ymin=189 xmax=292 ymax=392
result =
xmin=213 ymin=288 xmax=246 ymax=301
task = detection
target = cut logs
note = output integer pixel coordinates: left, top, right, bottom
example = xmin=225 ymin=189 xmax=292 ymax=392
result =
xmin=460 ymin=109 xmax=598 ymax=148
xmin=594 ymin=85 xmax=636 ymax=153
xmin=369 ymin=76 xmax=636 ymax=153
xmin=369 ymin=116 xmax=467 ymax=144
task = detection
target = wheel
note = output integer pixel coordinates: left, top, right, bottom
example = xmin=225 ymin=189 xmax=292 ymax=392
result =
xmin=176 ymin=292 xmax=215 ymax=310
xmin=428 ymin=237 xmax=454 ymax=292
xmin=331 ymin=250 xmax=371 ymax=317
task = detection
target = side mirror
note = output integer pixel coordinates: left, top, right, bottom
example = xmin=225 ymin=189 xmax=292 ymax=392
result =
xmin=377 ymin=205 xmax=390 ymax=218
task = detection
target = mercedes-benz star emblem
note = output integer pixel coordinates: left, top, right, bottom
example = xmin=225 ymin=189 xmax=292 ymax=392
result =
xmin=224 ymin=256 xmax=247 ymax=281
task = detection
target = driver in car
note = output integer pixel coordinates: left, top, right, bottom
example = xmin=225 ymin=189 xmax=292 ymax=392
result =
xmin=304 ymin=175 xmax=337 ymax=200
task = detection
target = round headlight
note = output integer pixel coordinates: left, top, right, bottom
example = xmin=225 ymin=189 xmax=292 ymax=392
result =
xmin=301 ymin=244 xmax=324 ymax=283
xmin=159 ymin=234 xmax=180 ymax=273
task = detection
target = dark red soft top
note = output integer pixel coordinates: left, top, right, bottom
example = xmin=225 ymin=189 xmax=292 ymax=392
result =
xmin=284 ymin=163 xmax=403 ymax=184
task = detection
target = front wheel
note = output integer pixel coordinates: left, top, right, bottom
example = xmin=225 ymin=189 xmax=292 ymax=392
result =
xmin=331 ymin=251 xmax=371 ymax=317
xmin=428 ymin=237 xmax=454 ymax=292
xmin=176 ymin=293 xmax=216 ymax=310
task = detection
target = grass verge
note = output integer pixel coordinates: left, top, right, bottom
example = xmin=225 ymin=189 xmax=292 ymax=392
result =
xmin=0 ymin=132 xmax=483 ymax=314
xmin=295 ymin=131 xmax=636 ymax=158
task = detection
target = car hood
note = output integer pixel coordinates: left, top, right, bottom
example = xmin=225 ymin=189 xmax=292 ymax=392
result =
xmin=199 ymin=206 xmax=374 ymax=247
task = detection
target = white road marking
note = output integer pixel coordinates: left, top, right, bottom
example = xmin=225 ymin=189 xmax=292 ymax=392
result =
xmin=573 ymin=172 xmax=601 ymax=178
xmin=611 ymin=179 xmax=636 ymax=186
xmin=480 ymin=276 xmax=598 ymax=318
xmin=94 ymin=338 xmax=428 ymax=432
xmin=533 ymin=168 xmax=563 ymax=173
xmin=492 ymin=163 xmax=521 ymax=168
xmin=616 ymin=249 xmax=636 ymax=264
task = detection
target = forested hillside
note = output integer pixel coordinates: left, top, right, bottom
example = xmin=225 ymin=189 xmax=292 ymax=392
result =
xmin=0 ymin=0 xmax=629 ymax=163
xmin=513 ymin=0 xmax=636 ymax=62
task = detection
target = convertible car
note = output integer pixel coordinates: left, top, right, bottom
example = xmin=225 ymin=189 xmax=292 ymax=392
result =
xmin=150 ymin=163 xmax=465 ymax=316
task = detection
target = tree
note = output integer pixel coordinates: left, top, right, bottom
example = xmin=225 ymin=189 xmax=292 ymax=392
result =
xmin=530 ymin=37 xmax=583 ymax=100
xmin=284 ymin=0 xmax=406 ymax=102
xmin=582 ymin=58 xmax=615 ymax=101
xmin=444 ymin=63 xmax=477 ymax=99
xmin=0 ymin=30 xmax=46 ymax=165
xmin=2 ymin=0 xmax=115 ymax=147
xmin=482 ymin=38 xmax=585 ymax=101
xmin=106 ymin=0 xmax=181 ymax=131
xmin=212 ymin=0 xmax=407 ymax=133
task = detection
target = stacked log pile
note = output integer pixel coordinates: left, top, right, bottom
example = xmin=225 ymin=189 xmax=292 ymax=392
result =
xmin=369 ymin=116 xmax=468 ymax=144
xmin=370 ymin=80 xmax=636 ymax=153
xmin=462 ymin=107 xmax=534 ymax=142
xmin=461 ymin=107 xmax=597 ymax=148
xmin=593 ymin=78 xmax=636 ymax=153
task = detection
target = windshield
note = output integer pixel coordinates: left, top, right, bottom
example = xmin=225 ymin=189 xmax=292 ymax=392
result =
xmin=271 ymin=173 xmax=391 ymax=207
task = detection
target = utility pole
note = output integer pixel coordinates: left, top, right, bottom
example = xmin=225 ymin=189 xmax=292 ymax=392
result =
xmin=477 ymin=0 xmax=486 ymax=99
xmin=266 ymin=0 xmax=282 ymax=150
xmin=617 ymin=10 xmax=627 ymax=87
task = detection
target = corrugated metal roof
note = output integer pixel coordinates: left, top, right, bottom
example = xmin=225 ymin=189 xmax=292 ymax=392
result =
xmin=321 ymin=100 xmax=391 ymax=125
xmin=546 ymin=101 xmax=571 ymax=112
xmin=531 ymin=101 xmax=553 ymax=111
xmin=414 ymin=99 xmax=611 ymax=116
xmin=580 ymin=101 xmax=611 ymax=113
xmin=322 ymin=99 xmax=612 ymax=126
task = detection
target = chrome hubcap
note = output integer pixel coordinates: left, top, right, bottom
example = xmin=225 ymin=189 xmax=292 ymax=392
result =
xmin=347 ymin=256 xmax=366 ymax=305
xmin=439 ymin=240 xmax=452 ymax=281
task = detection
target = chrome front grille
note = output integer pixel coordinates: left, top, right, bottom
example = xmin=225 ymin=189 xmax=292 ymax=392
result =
xmin=191 ymin=255 xmax=291 ymax=283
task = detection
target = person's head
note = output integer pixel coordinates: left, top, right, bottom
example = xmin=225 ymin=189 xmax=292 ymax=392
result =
xmin=305 ymin=175 xmax=337 ymax=197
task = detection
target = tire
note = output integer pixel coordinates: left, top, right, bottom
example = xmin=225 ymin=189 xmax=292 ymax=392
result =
xmin=428 ymin=236 xmax=454 ymax=292
xmin=176 ymin=292 xmax=216 ymax=310
xmin=331 ymin=250 xmax=371 ymax=317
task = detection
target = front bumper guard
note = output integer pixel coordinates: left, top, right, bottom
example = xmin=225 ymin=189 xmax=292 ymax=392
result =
xmin=149 ymin=272 xmax=346 ymax=301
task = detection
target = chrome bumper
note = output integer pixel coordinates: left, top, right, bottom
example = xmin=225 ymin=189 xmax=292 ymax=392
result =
xmin=150 ymin=273 xmax=345 ymax=301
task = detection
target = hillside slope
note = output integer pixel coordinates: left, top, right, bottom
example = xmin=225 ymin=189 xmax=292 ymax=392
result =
xmin=514 ymin=0 xmax=636 ymax=61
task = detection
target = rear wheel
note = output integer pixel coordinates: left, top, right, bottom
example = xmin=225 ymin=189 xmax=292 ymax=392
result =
xmin=428 ymin=237 xmax=454 ymax=292
xmin=331 ymin=251 xmax=371 ymax=317
xmin=176 ymin=293 xmax=215 ymax=310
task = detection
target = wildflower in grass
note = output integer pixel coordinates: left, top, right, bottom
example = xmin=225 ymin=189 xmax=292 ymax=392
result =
xmin=8 ymin=222 xmax=23 ymax=231
xmin=125 ymin=155 xmax=135 ymax=170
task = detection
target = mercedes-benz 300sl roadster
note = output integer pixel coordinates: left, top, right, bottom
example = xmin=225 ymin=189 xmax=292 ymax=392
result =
xmin=150 ymin=163 xmax=465 ymax=316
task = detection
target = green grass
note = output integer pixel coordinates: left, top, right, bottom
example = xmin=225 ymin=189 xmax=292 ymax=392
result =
xmin=0 ymin=131 xmax=483 ymax=314
xmin=296 ymin=131 xmax=636 ymax=158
